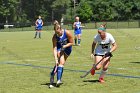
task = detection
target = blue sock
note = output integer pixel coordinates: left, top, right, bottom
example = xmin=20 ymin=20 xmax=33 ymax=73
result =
xmin=78 ymin=39 xmax=81 ymax=44
xmin=57 ymin=66 xmax=63 ymax=81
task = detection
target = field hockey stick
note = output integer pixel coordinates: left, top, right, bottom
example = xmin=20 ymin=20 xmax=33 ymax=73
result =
xmin=53 ymin=48 xmax=64 ymax=74
xmin=80 ymin=55 xmax=106 ymax=78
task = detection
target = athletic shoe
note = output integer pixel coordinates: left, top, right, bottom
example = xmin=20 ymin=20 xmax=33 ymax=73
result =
xmin=56 ymin=80 xmax=63 ymax=87
xmin=99 ymin=78 xmax=105 ymax=83
xmin=50 ymin=75 xmax=54 ymax=84
xmin=78 ymin=44 xmax=80 ymax=46
xmin=90 ymin=68 xmax=95 ymax=75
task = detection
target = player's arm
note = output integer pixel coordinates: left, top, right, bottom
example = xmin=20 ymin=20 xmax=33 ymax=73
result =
xmin=42 ymin=20 xmax=44 ymax=26
xmin=35 ymin=20 xmax=38 ymax=26
xmin=63 ymin=30 xmax=73 ymax=49
xmin=110 ymin=42 xmax=117 ymax=53
xmin=109 ymin=34 xmax=117 ymax=53
xmin=91 ymin=41 xmax=96 ymax=54
xmin=90 ymin=41 xmax=96 ymax=58
xmin=52 ymin=34 xmax=58 ymax=63
xmin=73 ymin=22 xmax=76 ymax=28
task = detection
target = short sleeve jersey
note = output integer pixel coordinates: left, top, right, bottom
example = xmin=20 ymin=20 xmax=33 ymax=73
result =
xmin=94 ymin=32 xmax=115 ymax=55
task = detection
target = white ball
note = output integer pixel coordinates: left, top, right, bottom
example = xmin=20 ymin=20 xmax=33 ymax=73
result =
xmin=49 ymin=85 xmax=54 ymax=88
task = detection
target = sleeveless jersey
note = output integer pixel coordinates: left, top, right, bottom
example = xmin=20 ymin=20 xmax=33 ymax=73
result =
xmin=75 ymin=22 xmax=81 ymax=30
xmin=56 ymin=29 xmax=71 ymax=49
xmin=37 ymin=19 xmax=43 ymax=27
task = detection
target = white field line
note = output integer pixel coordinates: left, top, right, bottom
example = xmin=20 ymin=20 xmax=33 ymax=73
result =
xmin=115 ymin=35 xmax=140 ymax=37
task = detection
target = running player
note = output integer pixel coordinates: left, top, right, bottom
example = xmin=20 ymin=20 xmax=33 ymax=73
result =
xmin=34 ymin=16 xmax=43 ymax=39
xmin=49 ymin=20 xmax=73 ymax=88
xmin=73 ymin=16 xmax=82 ymax=46
xmin=90 ymin=27 xmax=117 ymax=83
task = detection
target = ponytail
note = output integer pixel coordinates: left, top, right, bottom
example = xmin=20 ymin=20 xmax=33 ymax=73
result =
xmin=53 ymin=20 xmax=61 ymax=30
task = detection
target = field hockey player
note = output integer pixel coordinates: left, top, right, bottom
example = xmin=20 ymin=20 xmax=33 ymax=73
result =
xmin=49 ymin=20 xmax=73 ymax=88
xmin=90 ymin=26 xmax=117 ymax=83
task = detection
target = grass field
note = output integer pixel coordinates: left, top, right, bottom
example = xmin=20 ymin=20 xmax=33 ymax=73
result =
xmin=0 ymin=28 xmax=140 ymax=93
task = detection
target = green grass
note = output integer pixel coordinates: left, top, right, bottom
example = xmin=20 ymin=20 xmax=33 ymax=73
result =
xmin=0 ymin=29 xmax=140 ymax=93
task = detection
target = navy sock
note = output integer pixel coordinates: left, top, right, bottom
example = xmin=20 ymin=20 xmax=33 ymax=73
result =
xmin=50 ymin=66 xmax=56 ymax=76
xmin=78 ymin=39 xmax=81 ymax=44
xmin=74 ymin=39 xmax=77 ymax=45
xmin=34 ymin=32 xmax=38 ymax=38
xmin=57 ymin=66 xmax=63 ymax=81
xmin=39 ymin=32 xmax=41 ymax=38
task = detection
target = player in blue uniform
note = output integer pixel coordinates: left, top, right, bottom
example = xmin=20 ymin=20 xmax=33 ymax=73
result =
xmin=34 ymin=16 xmax=43 ymax=39
xmin=49 ymin=20 xmax=73 ymax=88
xmin=73 ymin=16 xmax=82 ymax=46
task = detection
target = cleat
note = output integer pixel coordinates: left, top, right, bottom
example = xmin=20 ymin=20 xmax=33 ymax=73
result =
xmin=90 ymin=68 xmax=95 ymax=75
xmin=77 ymin=44 xmax=80 ymax=46
xmin=99 ymin=78 xmax=105 ymax=83
xmin=56 ymin=80 xmax=63 ymax=87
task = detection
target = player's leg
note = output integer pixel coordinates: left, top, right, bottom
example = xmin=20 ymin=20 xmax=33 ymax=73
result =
xmin=91 ymin=55 xmax=103 ymax=75
xmin=77 ymin=29 xmax=82 ymax=45
xmin=39 ymin=31 xmax=41 ymax=38
xmin=56 ymin=48 xmax=71 ymax=86
xmin=99 ymin=57 xmax=110 ymax=83
xmin=77 ymin=34 xmax=81 ymax=46
xmin=34 ymin=31 xmax=38 ymax=38
xmin=74 ymin=35 xmax=77 ymax=45
xmin=74 ymin=30 xmax=78 ymax=45
xmin=56 ymin=54 xmax=65 ymax=86
xmin=49 ymin=50 xmax=61 ymax=85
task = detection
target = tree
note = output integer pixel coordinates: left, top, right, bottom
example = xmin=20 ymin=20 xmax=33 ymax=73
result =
xmin=76 ymin=1 xmax=93 ymax=22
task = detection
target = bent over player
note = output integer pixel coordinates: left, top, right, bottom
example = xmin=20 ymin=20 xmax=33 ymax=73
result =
xmin=49 ymin=20 xmax=73 ymax=88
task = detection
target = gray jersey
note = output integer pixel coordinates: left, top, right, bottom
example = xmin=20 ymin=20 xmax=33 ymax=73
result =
xmin=94 ymin=33 xmax=115 ymax=55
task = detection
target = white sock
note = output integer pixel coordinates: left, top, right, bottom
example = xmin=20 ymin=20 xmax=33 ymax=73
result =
xmin=99 ymin=69 xmax=108 ymax=79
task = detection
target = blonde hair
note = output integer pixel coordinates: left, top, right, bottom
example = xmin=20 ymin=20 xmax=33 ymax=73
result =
xmin=53 ymin=20 xmax=61 ymax=30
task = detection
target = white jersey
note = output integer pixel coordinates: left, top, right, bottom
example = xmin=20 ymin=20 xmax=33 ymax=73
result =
xmin=94 ymin=32 xmax=115 ymax=55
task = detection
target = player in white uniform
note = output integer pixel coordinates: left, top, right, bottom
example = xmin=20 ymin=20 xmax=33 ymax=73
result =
xmin=91 ymin=27 xmax=117 ymax=83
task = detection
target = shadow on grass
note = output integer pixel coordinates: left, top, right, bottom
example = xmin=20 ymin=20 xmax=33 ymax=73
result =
xmin=41 ymin=83 xmax=56 ymax=87
xmin=41 ymin=82 xmax=63 ymax=88
xmin=83 ymin=79 xmax=99 ymax=83
xmin=130 ymin=62 xmax=140 ymax=64
xmin=77 ymin=80 xmax=99 ymax=86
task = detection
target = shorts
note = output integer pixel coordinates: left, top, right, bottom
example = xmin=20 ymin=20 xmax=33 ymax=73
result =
xmin=74 ymin=29 xmax=82 ymax=35
xmin=94 ymin=54 xmax=104 ymax=57
xmin=57 ymin=47 xmax=72 ymax=56
xmin=36 ymin=26 xmax=42 ymax=30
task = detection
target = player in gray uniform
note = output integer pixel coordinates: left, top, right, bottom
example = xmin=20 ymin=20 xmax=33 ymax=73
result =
xmin=91 ymin=27 xmax=117 ymax=83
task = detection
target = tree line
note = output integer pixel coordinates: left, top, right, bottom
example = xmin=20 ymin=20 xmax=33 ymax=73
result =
xmin=0 ymin=0 xmax=140 ymax=24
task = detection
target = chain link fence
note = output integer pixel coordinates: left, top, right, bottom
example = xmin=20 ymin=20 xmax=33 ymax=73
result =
xmin=0 ymin=20 xmax=140 ymax=32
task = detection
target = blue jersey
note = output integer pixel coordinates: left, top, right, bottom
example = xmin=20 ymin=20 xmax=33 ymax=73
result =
xmin=37 ymin=19 xmax=43 ymax=26
xmin=36 ymin=19 xmax=43 ymax=30
xmin=56 ymin=29 xmax=72 ymax=56
xmin=74 ymin=22 xmax=82 ymax=35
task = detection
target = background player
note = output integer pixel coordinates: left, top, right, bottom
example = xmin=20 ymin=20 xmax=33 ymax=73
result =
xmin=73 ymin=16 xmax=82 ymax=46
xmin=34 ymin=15 xmax=43 ymax=39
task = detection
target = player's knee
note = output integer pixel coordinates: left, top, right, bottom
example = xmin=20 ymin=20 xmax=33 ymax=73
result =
xmin=102 ymin=67 xmax=108 ymax=71
xmin=95 ymin=66 xmax=101 ymax=70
